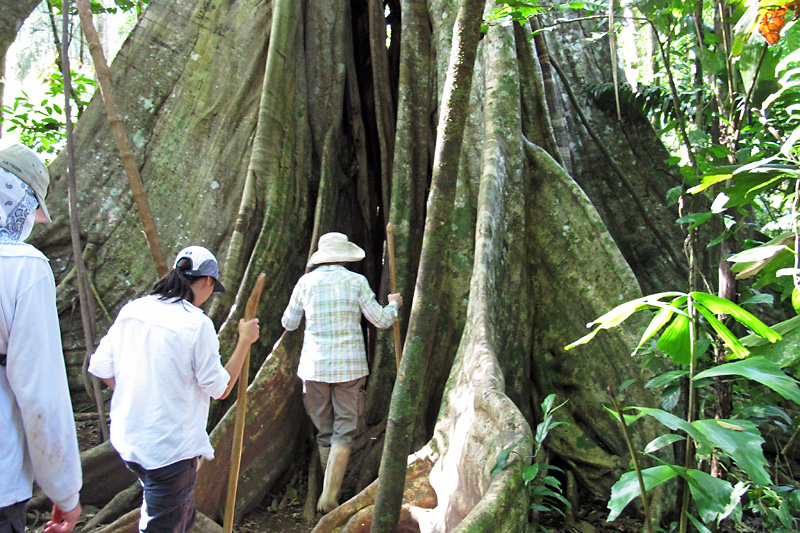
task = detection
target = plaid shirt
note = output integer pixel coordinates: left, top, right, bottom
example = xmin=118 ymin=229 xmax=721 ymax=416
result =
xmin=282 ymin=265 xmax=398 ymax=383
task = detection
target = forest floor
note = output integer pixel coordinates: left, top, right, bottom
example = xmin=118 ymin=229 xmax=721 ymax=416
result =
xmin=73 ymin=413 xmax=640 ymax=533
xmin=71 ymin=414 xmax=768 ymax=533
xmin=74 ymin=413 xmax=311 ymax=532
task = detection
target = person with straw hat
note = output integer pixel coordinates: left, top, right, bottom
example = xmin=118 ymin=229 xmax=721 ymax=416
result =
xmin=0 ymin=141 xmax=82 ymax=533
xmin=281 ymin=232 xmax=402 ymax=513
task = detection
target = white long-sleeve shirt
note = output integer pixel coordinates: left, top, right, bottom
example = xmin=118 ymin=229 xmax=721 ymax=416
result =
xmin=0 ymin=244 xmax=82 ymax=511
xmin=89 ymin=294 xmax=230 ymax=470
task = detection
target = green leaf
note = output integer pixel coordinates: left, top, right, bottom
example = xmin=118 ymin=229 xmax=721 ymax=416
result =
xmin=730 ymin=233 xmax=794 ymax=279
xmin=646 ymin=369 xmax=689 ymax=389
xmin=744 ymin=316 xmax=800 ymax=368
xmin=691 ymin=292 xmax=782 ymax=343
xmin=661 ymin=383 xmax=681 ymax=411
xmin=688 ymin=171 xmax=733 ymax=194
xmin=695 ymin=356 xmax=800 ymax=404
xmin=693 ymin=304 xmax=751 ymax=359
xmin=658 ymin=314 xmax=692 ymax=365
xmin=634 ymin=296 xmax=688 ymax=356
xmin=590 ymin=292 xmax=686 ymax=328
xmin=793 ymin=287 xmax=800 ymax=315
xmin=666 ymin=186 xmax=683 ymax=206
xmin=707 ymin=166 xmax=791 ymax=208
xmin=491 ymin=437 xmax=529 ymax=474
xmin=676 ymin=212 xmax=713 ymax=230
xmin=685 ymin=513 xmax=714 ymax=533
xmin=634 ymin=407 xmax=707 ymax=443
xmin=522 ymin=464 xmax=539 ymax=484
xmin=603 ymin=404 xmax=646 ymax=425
xmin=692 ymin=419 xmax=770 ymax=487
xmin=608 ymin=465 xmax=681 ymax=521
xmin=728 ymin=244 xmax=788 ymax=263
xmin=541 ymin=393 xmax=557 ymax=414
xmin=542 ymin=475 xmax=562 ymax=489
xmin=565 ymin=292 xmax=685 ymax=350
xmin=740 ymin=293 xmax=773 ymax=306
xmin=644 ymin=433 xmax=684 ymax=453
xmin=683 ymin=469 xmax=739 ymax=523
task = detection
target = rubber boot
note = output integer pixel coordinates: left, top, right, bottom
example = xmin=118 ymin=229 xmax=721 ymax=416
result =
xmin=317 ymin=442 xmax=351 ymax=513
xmin=319 ymin=445 xmax=331 ymax=470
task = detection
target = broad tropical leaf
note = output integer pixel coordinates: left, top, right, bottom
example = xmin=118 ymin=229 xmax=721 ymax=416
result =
xmin=695 ymin=356 xmax=800 ymax=404
xmin=646 ymin=369 xmax=689 ymax=389
xmin=743 ymin=316 xmax=800 ymax=368
xmin=683 ymin=469 xmax=739 ymax=524
xmin=727 ymin=244 xmax=788 ymax=263
xmin=634 ymin=295 xmax=687 ymax=355
xmin=634 ymin=407 xmax=705 ymax=442
xmin=607 ymin=465 xmax=680 ymax=522
xmin=730 ymin=233 xmax=794 ymax=280
xmin=644 ymin=433 xmax=684 ymax=453
xmin=686 ymin=513 xmax=714 ymax=533
xmin=692 ymin=419 xmax=771 ymax=487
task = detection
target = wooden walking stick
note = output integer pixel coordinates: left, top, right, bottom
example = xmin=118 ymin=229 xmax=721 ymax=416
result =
xmin=386 ymin=223 xmax=402 ymax=369
xmin=223 ymin=272 xmax=266 ymax=533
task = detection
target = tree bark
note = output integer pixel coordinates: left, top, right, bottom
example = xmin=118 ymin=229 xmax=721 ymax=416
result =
xmin=76 ymin=0 xmax=168 ymax=278
xmin=371 ymin=0 xmax=486 ymax=529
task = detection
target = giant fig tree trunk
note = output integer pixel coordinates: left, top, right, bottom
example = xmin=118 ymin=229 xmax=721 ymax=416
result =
xmin=25 ymin=0 xmax=685 ymax=529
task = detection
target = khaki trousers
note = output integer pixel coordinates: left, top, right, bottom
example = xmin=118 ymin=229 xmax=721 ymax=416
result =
xmin=303 ymin=376 xmax=365 ymax=448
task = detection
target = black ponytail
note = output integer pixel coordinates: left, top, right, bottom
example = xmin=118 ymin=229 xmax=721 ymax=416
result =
xmin=151 ymin=257 xmax=201 ymax=302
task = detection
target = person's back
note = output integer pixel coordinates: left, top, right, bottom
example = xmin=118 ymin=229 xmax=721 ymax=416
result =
xmin=0 ymin=243 xmax=82 ymax=520
xmin=0 ymin=141 xmax=82 ymax=533
xmin=89 ymin=245 xmax=259 ymax=533
xmin=286 ymin=264 xmax=398 ymax=383
xmin=96 ymin=294 xmax=228 ymax=470
xmin=300 ymin=266 xmax=367 ymax=339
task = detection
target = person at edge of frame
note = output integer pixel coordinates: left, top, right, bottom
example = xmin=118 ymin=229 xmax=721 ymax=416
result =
xmin=0 ymin=141 xmax=83 ymax=533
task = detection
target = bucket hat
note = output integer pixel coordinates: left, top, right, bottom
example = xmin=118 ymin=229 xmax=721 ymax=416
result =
xmin=0 ymin=141 xmax=51 ymax=223
xmin=307 ymin=232 xmax=365 ymax=267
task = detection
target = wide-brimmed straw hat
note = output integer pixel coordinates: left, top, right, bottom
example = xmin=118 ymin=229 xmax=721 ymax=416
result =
xmin=307 ymin=232 xmax=365 ymax=267
xmin=0 ymin=141 xmax=51 ymax=223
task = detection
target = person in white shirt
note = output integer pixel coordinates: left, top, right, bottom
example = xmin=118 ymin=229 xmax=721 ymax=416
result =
xmin=0 ymin=141 xmax=82 ymax=533
xmin=89 ymin=246 xmax=259 ymax=533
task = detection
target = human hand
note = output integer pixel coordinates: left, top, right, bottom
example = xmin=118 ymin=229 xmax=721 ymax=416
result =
xmin=44 ymin=502 xmax=81 ymax=533
xmin=238 ymin=318 xmax=260 ymax=345
xmin=388 ymin=293 xmax=403 ymax=308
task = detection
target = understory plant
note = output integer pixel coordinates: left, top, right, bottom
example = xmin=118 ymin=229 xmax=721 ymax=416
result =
xmin=492 ymin=393 xmax=571 ymax=530
xmin=566 ymin=290 xmax=800 ymax=531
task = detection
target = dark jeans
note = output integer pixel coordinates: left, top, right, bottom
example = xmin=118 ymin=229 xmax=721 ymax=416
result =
xmin=0 ymin=500 xmax=27 ymax=533
xmin=125 ymin=458 xmax=198 ymax=533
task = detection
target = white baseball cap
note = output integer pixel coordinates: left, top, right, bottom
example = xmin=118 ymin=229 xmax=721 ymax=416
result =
xmin=174 ymin=246 xmax=226 ymax=292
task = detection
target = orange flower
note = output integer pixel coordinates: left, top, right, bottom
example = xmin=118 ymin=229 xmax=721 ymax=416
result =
xmin=758 ymin=8 xmax=787 ymax=45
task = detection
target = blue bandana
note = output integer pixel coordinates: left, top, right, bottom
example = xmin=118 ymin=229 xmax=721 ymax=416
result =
xmin=0 ymin=168 xmax=38 ymax=244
